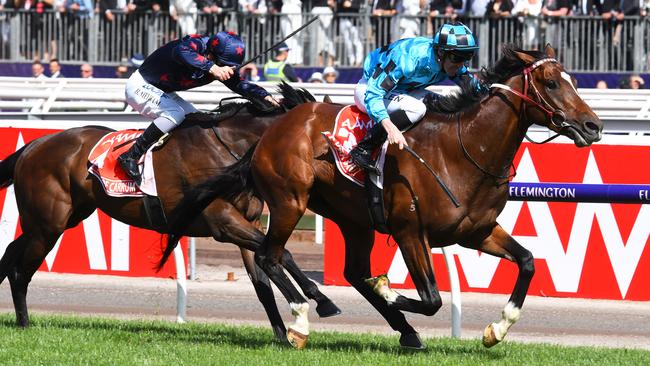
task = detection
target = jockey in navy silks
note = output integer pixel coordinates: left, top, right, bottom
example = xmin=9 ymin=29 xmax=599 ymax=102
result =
xmin=118 ymin=31 xmax=280 ymax=186
xmin=350 ymin=22 xmax=488 ymax=176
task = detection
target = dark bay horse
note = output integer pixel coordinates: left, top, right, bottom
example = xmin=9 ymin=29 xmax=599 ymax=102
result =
xmin=0 ymin=95 xmax=340 ymax=342
xmin=162 ymin=45 xmax=603 ymax=349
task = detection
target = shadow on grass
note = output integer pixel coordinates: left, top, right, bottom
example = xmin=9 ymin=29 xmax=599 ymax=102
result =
xmin=0 ymin=314 xmax=504 ymax=360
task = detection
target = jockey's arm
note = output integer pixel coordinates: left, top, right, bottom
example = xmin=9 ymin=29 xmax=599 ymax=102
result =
xmin=365 ymin=59 xmax=409 ymax=149
xmin=222 ymin=72 xmax=279 ymax=108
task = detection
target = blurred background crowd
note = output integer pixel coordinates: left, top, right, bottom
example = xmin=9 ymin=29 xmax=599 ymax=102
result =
xmin=2 ymin=0 xmax=650 ymax=87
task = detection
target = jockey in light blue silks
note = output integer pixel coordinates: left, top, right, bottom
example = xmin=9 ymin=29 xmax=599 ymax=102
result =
xmin=350 ymin=22 xmax=488 ymax=175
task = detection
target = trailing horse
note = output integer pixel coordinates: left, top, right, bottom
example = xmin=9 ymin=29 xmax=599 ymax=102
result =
xmin=163 ymin=45 xmax=603 ymax=349
xmin=0 ymin=90 xmax=340 ymax=343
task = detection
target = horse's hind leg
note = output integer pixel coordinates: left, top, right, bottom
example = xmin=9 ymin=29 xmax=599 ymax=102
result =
xmin=255 ymin=200 xmax=311 ymax=348
xmin=0 ymin=235 xmax=29 ymax=326
xmin=280 ymin=251 xmax=341 ymax=318
xmin=464 ymin=224 xmax=535 ymax=348
xmin=238 ymin=247 xmax=287 ymax=342
xmin=205 ymin=204 xmax=339 ymax=344
xmin=4 ymin=231 xmax=61 ymax=327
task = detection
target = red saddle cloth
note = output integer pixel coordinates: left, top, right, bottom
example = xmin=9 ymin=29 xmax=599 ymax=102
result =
xmin=322 ymin=105 xmax=386 ymax=186
xmin=88 ymin=130 xmax=156 ymax=197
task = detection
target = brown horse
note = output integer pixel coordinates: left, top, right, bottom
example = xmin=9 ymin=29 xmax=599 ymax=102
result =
xmin=162 ymin=45 xmax=603 ymax=349
xmin=0 ymin=94 xmax=340 ymax=342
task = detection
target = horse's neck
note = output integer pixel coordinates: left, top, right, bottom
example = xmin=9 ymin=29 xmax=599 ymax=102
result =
xmin=459 ymin=78 xmax=528 ymax=177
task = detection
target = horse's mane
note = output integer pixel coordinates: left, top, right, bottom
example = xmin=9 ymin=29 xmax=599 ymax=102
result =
xmin=182 ymin=82 xmax=316 ymax=127
xmin=428 ymin=43 xmax=549 ymax=115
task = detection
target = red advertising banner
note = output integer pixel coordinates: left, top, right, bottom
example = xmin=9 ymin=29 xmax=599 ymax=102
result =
xmin=0 ymin=127 xmax=186 ymax=278
xmin=324 ymin=141 xmax=650 ymax=300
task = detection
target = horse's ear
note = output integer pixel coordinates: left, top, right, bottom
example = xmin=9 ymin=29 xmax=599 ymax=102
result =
xmin=544 ymin=44 xmax=556 ymax=59
xmin=323 ymin=95 xmax=333 ymax=104
xmin=514 ymin=50 xmax=536 ymax=65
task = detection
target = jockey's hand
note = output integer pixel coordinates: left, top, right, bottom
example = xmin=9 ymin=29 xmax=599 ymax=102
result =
xmin=381 ymin=118 xmax=408 ymax=150
xmin=265 ymin=95 xmax=280 ymax=107
xmin=209 ymin=64 xmax=234 ymax=81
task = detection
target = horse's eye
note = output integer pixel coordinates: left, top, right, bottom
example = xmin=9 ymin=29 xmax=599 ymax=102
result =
xmin=545 ymin=79 xmax=558 ymax=89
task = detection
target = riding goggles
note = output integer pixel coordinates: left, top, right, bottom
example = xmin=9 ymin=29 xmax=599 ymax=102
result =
xmin=447 ymin=51 xmax=475 ymax=64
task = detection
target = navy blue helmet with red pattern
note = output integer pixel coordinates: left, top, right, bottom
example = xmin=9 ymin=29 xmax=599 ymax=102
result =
xmin=207 ymin=31 xmax=246 ymax=67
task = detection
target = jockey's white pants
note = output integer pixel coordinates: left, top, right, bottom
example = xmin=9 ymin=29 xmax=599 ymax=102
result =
xmin=125 ymin=70 xmax=198 ymax=133
xmin=353 ymin=79 xmax=430 ymax=125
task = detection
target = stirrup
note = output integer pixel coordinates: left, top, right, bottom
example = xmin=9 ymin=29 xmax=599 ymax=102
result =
xmin=350 ymin=149 xmax=381 ymax=176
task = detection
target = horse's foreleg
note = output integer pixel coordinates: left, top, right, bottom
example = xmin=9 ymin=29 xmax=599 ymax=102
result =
xmin=280 ymin=250 xmax=341 ymax=318
xmin=339 ymin=224 xmax=424 ymax=350
xmin=472 ymin=224 xmax=535 ymax=348
xmin=239 ymin=248 xmax=287 ymax=343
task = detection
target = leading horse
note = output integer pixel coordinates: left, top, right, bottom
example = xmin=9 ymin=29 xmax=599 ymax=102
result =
xmin=163 ymin=45 xmax=603 ymax=349
xmin=0 ymin=93 xmax=340 ymax=342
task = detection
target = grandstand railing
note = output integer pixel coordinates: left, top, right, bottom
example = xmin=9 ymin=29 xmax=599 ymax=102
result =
xmin=2 ymin=77 xmax=650 ymax=134
xmin=2 ymin=10 xmax=650 ymax=72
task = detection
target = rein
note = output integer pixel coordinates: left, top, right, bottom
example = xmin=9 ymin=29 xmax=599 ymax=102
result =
xmin=456 ymin=113 xmax=515 ymax=182
xmin=209 ymin=97 xmax=251 ymax=161
xmin=490 ymin=57 xmax=572 ymax=144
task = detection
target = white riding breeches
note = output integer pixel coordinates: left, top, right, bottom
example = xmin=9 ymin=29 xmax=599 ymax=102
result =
xmin=353 ymin=79 xmax=431 ymax=124
xmin=125 ymin=70 xmax=199 ymax=132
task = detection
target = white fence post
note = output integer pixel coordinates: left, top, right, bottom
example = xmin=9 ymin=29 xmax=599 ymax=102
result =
xmin=442 ymin=247 xmax=461 ymax=338
xmin=315 ymin=214 xmax=323 ymax=244
xmin=173 ymin=245 xmax=187 ymax=323
xmin=189 ymin=237 xmax=196 ymax=280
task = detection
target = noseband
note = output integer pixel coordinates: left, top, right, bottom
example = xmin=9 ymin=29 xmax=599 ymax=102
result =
xmin=490 ymin=58 xmax=571 ymax=141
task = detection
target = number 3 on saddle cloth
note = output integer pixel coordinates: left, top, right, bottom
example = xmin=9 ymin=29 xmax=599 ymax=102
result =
xmin=87 ymin=130 xmax=168 ymax=230
xmin=322 ymin=105 xmax=390 ymax=233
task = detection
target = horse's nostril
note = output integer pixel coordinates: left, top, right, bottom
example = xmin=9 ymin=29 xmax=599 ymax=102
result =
xmin=585 ymin=121 xmax=600 ymax=133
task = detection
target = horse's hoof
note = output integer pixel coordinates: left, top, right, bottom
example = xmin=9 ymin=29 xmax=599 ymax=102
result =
xmin=316 ymin=300 xmax=342 ymax=318
xmin=399 ymin=333 xmax=426 ymax=350
xmin=287 ymin=328 xmax=309 ymax=350
xmin=482 ymin=324 xmax=500 ymax=348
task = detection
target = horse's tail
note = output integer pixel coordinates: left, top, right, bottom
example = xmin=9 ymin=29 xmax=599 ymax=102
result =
xmin=0 ymin=144 xmax=31 ymax=189
xmin=158 ymin=143 xmax=258 ymax=270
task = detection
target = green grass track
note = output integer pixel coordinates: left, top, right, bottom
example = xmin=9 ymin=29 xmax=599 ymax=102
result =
xmin=0 ymin=314 xmax=648 ymax=365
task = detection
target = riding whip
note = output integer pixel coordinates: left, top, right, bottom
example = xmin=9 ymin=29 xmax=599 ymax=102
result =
xmin=238 ymin=16 xmax=320 ymax=68
xmin=403 ymin=146 xmax=461 ymax=208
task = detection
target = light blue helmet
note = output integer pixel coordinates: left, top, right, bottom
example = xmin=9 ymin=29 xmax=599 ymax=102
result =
xmin=433 ymin=22 xmax=479 ymax=52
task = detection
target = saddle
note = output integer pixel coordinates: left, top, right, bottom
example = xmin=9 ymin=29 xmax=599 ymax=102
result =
xmin=88 ymin=130 xmax=170 ymax=231
xmin=322 ymin=105 xmax=389 ymax=233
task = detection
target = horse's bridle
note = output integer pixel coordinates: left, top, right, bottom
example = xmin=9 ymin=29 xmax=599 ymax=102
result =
xmin=457 ymin=58 xmax=569 ymax=184
xmin=490 ymin=58 xmax=571 ymax=143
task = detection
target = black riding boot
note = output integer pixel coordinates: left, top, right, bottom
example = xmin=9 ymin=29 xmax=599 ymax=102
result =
xmin=349 ymin=122 xmax=387 ymax=176
xmin=117 ymin=123 xmax=165 ymax=186
xmin=350 ymin=110 xmax=412 ymax=176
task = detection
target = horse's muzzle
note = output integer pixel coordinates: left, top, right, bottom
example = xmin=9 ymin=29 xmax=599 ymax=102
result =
xmin=565 ymin=118 xmax=603 ymax=147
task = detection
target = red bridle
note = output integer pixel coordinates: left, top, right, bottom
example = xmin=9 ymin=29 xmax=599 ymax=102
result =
xmin=490 ymin=58 xmax=570 ymax=131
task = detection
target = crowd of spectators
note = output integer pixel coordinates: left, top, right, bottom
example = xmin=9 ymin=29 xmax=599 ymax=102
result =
xmin=4 ymin=0 xmax=650 ymax=82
